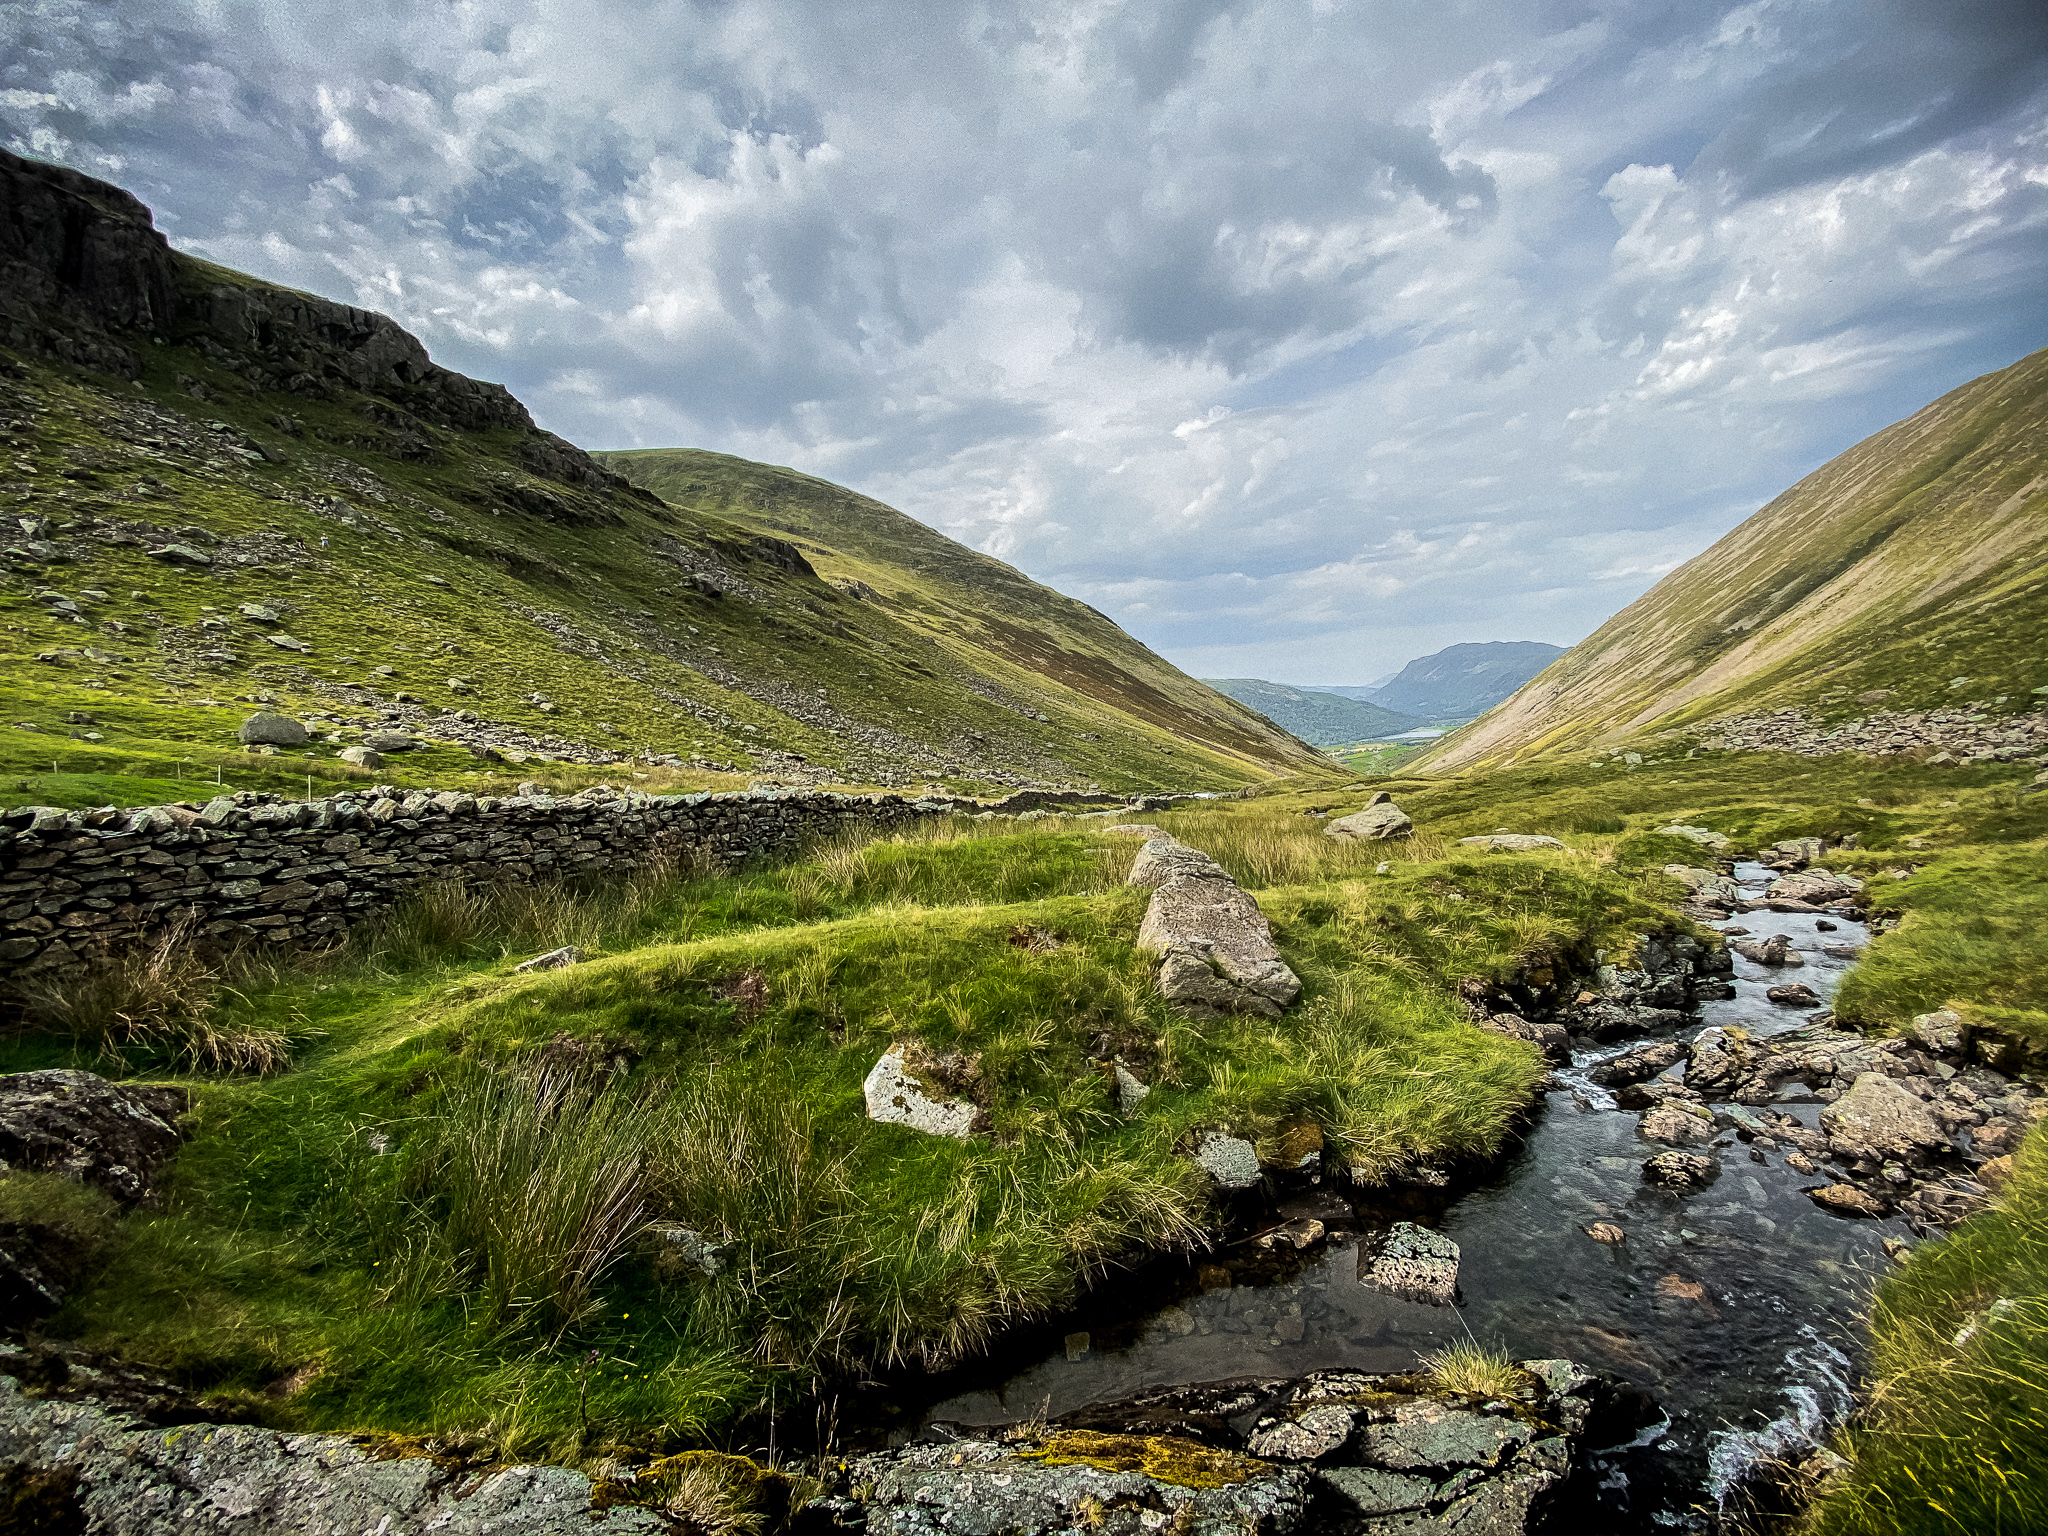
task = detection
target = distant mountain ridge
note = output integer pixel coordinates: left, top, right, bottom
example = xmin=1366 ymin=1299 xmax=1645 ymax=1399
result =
xmin=1420 ymin=347 xmax=2048 ymax=772
xmin=1362 ymin=642 xmax=1566 ymax=721
xmin=1198 ymin=679 xmax=1424 ymax=747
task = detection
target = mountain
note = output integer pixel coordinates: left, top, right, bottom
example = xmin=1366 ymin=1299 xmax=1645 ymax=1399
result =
xmin=1197 ymin=678 xmax=1424 ymax=747
xmin=1420 ymin=348 xmax=2048 ymax=772
xmin=1362 ymin=642 xmax=1566 ymax=722
xmin=0 ymin=149 xmax=1320 ymax=799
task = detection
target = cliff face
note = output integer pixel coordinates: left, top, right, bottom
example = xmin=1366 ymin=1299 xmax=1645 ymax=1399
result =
xmin=1418 ymin=347 xmax=2048 ymax=772
xmin=0 ymin=147 xmax=621 ymax=500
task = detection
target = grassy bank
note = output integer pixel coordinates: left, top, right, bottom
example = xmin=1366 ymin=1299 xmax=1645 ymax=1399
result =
xmin=9 ymin=748 xmax=2044 ymax=1514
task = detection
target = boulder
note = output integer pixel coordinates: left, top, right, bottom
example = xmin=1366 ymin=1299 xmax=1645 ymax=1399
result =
xmin=1810 ymin=1184 xmax=1886 ymax=1218
xmin=1909 ymin=1009 xmax=1966 ymax=1054
xmin=1760 ymin=836 xmax=1825 ymax=871
xmin=1642 ymin=1151 xmax=1719 ymax=1190
xmin=1134 ymin=840 xmax=1300 ymax=1019
xmin=1733 ymin=934 xmax=1804 ymax=967
xmin=337 ymin=745 xmax=382 ymax=768
xmin=1821 ymin=1073 xmax=1947 ymax=1163
xmin=1766 ymin=982 xmax=1824 ymax=1009
xmin=1765 ymin=869 xmax=1863 ymax=905
xmin=1591 ymin=1041 xmax=1684 ymax=1087
xmin=1325 ymin=793 xmax=1412 ymax=842
xmin=237 ymin=603 xmax=280 ymax=622
xmin=1358 ymin=1222 xmax=1459 ymax=1305
xmin=1479 ymin=1013 xmax=1571 ymax=1065
xmin=1663 ymin=865 xmax=1741 ymax=905
xmin=1638 ymin=1103 xmax=1714 ymax=1147
xmin=862 ymin=1051 xmax=977 ymax=1139
xmin=512 ymin=945 xmax=581 ymax=973
xmin=0 ymin=1070 xmax=186 ymax=1206
xmin=364 ymin=730 xmax=415 ymax=753
xmin=237 ymin=711 xmax=309 ymax=747
xmin=265 ymin=633 xmax=312 ymax=652
xmin=146 ymin=543 xmax=212 ymax=566
xmin=1456 ymin=834 xmax=1567 ymax=852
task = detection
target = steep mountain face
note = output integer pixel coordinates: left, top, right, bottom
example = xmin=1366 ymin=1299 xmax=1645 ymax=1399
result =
xmin=1421 ymin=348 xmax=2048 ymax=772
xmin=1362 ymin=642 xmax=1565 ymax=721
xmin=1197 ymin=677 xmax=1423 ymax=747
xmin=0 ymin=150 xmax=1319 ymax=797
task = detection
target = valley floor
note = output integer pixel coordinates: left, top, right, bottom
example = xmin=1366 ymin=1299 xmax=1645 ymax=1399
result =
xmin=2 ymin=747 xmax=2043 ymax=1533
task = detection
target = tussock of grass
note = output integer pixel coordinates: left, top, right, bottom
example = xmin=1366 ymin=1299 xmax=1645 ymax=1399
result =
xmin=1420 ymin=1340 xmax=1525 ymax=1400
xmin=22 ymin=912 xmax=295 ymax=1075
xmin=1805 ymin=1126 xmax=2048 ymax=1535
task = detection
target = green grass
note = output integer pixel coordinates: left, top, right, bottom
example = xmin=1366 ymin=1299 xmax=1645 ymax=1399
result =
xmin=1804 ymin=1127 xmax=2048 ymax=1536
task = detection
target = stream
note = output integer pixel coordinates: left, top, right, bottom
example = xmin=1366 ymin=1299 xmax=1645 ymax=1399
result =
xmin=920 ymin=863 xmax=1908 ymax=1528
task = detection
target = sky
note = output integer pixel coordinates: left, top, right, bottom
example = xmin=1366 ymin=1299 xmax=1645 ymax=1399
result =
xmin=5 ymin=1 xmax=2045 ymax=684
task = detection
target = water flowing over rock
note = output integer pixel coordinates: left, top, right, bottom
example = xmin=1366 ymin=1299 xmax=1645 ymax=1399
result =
xmin=1130 ymin=837 xmax=1301 ymax=1019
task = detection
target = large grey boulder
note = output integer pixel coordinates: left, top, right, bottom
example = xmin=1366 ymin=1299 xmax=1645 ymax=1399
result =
xmin=338 ymin=746 xmax=382 ymax=768
xmin=1457 ymin=834 xmax=1567 ymax=852
xmin=1821 ymin=1073 xmax=1948 ymax=1162
xmin=0 ymin=1377 xmax=666 ymax=1534
xmin=1132 ymin=837 xmax=1300 ymax=1019
xmin=863 ymin=1051 xmax=977 ymax=1139
xmin=1657 ymin=824 xmax=1732 ymax=851
xmin=237 ymin=711 xmax=309 ymax=748
xmin=1325 ymin=792 xmax=1412 ymax=842
xmin=364 ymin=729 xmax=415 ymax=753
xmin=1638 ymin=1103 xmax=1714 ymax=1146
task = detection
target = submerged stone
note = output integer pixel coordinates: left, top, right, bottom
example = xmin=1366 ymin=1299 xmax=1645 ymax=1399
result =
xmin=1358 ymin=1222 xmax=1459 ymax=1305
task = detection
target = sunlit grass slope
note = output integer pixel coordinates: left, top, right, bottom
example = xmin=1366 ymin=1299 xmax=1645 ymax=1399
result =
xmin=1423 ymin=346 xmax=2048 ymax=772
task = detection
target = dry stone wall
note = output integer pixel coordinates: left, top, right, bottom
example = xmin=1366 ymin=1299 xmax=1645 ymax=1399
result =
xmin=0 ymin=784 xmax=948 ymax=981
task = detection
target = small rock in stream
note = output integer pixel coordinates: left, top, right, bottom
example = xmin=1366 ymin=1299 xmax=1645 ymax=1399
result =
xmin=1643 ymin=1151 xmax=1720 ymax=1190
xmin=1809 ymin=1184 xmax=1887 ymax=1218
xmin=1639 ymin=1103 xmax=1716 ymax=1146
xmin=1766 ymin=982 xmax=1824 ymax=1008
xmin=1358 ymin=1222 xmax=1460 ymax=1305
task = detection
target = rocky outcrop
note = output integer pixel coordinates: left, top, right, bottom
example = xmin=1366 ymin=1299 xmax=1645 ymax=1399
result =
xmin=0 ymin=1071 xmax=185 ymax=1206
xmin=1556 ymin=931 xmax=1731 ymax=1043
xmin=1130 ymin=837 xmax=1301 ymax=1019
xmin=1324 ymin=792 xmax=1412 ymax=842
xmin=816 ymin=1359 xmax=1632 ymax=1536
xmin=1680 ymin=1018 xmax=2046 ymax=1230
xmin=0 ymin=785 xmax=946 ymax=981
xmin=1456 ymin=834 xmax=1567 ymax=852
xmin=0 ymin=1374 xmax=665 ymax=1534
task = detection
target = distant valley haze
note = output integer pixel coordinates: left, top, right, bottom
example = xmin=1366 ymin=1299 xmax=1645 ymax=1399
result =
xmin=7 ymin=0 xmax=2042 ymax=679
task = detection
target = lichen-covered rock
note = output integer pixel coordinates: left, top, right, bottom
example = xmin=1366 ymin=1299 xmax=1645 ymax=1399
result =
xmin=1765 ymin=869 xmax=1864 ymax=906
xmin=1113 ymin=1065 xmax=1151 ymax=1115
xmin=1456 ymin=834 xmax=1567 ymax=852
xmin=1194 ymin=1133 xmax=1261 ymax=1190
xmin=338 ymin=745 xmax=383 ymax=767
xmin=0 ymin=1377 xmax=665 ymax=1534
xmin=1809 ymin=1183 xmax=1886 ymax=1218
xmin=1358 ymin=1222 xmax=1459 ymax=1305
xmin=1662 ymin=864 xmax=1741 ymax=907
xmin=1638 ymin=1103 xmax=1715 ymax=1147
xmin=1910 ymin=1009 xmax=1966 ymax=1054
xmin=0 ymin=1070 xmax=185 ymax=1206
xmin=862 ymin=1051 xmax=977 ymax=1139
xmin=1133 ymin=839 xmax=1301 ymax=1019
xmin=1325 ymin=793 xmax=1412 ymax=842
xmin=821 ymin=1434 xmax=1311 ymax=1536
xmin=1643 ymin=1150 xmax=1719 ymax=1189
xmin=1821 ymin=1073 xmax=1947 ymax=1162
xmin=1479 ymin=1013 xmax=1571 ymax=1065
xmin=237 ymin=711 xmax=309 ymax=747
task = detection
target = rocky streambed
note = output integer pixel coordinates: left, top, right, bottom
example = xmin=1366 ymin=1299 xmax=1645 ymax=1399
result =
xmin=880 ymin=857 xmax=2041 ymax=1531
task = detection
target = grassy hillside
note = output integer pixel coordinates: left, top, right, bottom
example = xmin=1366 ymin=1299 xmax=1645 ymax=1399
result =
xmin=599 ymin=449 xmax=1314 ymax=775
xmin=1196 ymin=676 xmax=1422 ymax=747
xmin=1421 ymin=348 xmax=2048 ymax=771
xmin=0 ymin=152 xmax=1318 ymax=814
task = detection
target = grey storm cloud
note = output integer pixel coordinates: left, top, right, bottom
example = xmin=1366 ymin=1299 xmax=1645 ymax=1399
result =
xmin=4 ymin=0 xmax=2044 ymax=681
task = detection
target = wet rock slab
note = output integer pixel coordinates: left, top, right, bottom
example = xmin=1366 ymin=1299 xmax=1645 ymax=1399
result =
xmin=824 ymin=1360 xmax=1626 ymax=1535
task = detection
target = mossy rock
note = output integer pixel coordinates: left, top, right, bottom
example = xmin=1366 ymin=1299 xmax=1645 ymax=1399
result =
xmin=1018 ymin=1430 xmax=1270 ymax=1490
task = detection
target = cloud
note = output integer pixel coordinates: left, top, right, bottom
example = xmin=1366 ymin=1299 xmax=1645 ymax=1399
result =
xmin=2 ymin=0 xmax=2043 ymax=681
